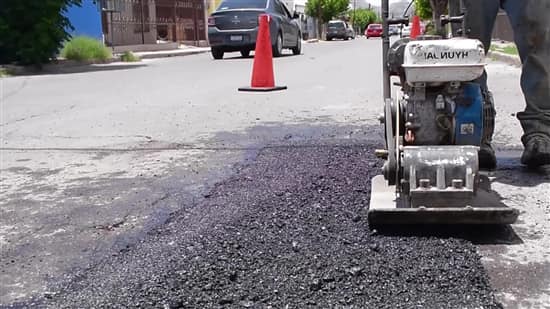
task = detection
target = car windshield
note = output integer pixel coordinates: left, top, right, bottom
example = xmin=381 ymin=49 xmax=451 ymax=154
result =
xmin=217 ymin=0 xmax=267 ymax=10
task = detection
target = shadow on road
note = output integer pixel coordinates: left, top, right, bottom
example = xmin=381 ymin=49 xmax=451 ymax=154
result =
xmin=221 ymin=53 xmax=297 ymax=60
xmin=11 ymin=63 xmax=148 ymax=76
xmin=374 ymin=224 xmax=523 ymax=245
xmin=495 ymin=153 xmax=550 ymax=187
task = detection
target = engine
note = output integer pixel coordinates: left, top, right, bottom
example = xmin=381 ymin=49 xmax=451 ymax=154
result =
xmin=385 ymin=37 xmax=491 ymax=206
xmin=368 ymin=0 xmax=519 ymax=225
xmin=389 ymin=37 xmax=487 ymax=146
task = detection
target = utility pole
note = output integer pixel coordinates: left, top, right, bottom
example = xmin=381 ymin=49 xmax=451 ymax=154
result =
xmin=352 ymin=0 xmax=356 ymax=34
xmin=382 ymin=0 xmax=390 ymax=99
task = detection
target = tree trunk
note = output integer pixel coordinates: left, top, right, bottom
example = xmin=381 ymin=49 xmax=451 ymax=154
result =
xmin=316 ymin=6 xmax=322 ymax=39
xmin=430 ymin=0 xmax=448 ymax=36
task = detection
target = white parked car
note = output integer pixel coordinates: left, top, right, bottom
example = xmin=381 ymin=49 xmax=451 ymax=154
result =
xmin=401 ymin=25 xmax=411 ymax=37
xmin=389 ymin=25 xmax=399 ymax=36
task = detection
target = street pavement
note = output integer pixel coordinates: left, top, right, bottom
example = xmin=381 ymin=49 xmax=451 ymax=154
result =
xmin=1 ymin=38 xmax=548 ymax=307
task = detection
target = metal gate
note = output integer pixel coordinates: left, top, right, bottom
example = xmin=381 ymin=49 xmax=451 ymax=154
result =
xmin=100 ymin=0 xmax=206 ymax=47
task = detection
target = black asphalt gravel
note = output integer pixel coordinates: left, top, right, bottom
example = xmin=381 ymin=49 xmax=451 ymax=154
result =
xmin=50 ymin=142 xmax=502 ymax=308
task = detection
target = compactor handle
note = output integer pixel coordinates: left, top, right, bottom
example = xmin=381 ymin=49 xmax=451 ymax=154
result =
xmin=441 ymin=14 xmax=464 ymax=27
xmin=387 ymin=17 xmax=409 ymax=26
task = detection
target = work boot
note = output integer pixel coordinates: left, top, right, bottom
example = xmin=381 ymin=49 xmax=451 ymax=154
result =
xmin=479 ymin=142 xmax=497 ymax=170
xmin=521 ymin=134 xmax=550 ymax=167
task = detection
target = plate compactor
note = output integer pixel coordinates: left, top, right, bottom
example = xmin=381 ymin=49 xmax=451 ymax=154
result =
xmin=367 ymin=0 xmax=519 ymax=226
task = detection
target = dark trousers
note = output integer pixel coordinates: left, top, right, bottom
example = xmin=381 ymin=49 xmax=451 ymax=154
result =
xmin=463 ymin=0 xmax=550 ymax=143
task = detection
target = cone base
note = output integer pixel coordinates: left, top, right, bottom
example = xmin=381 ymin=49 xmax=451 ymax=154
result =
xmin=238 ymin=85 xmax=287 ymax=92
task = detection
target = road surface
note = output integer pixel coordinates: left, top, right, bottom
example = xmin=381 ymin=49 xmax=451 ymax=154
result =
xmin=1 ymin=38 xmax=548 ymax=308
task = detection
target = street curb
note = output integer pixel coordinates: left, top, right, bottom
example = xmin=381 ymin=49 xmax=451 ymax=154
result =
xmin=134 ymin=49 xmax=211 ymax=59
xmin=488 ymin=50 xmax=521 ymax=67
xmin=1 ymin=59 xmax=119 ymax=75
xmin=0 ymin=49 xmax=211 ymax=76
xmin=306 ymin=39 xmax=319 ymax=43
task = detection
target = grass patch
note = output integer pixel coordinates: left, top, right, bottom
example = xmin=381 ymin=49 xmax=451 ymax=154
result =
xmin=0 ymin=68 xmax=10 ymax=77
xmin=120 ymin=51 xmax=141 ymax=62
xmin=61 ymin=36 xmax=112 ymax=61
xmin=490 ymin=44 xmax=518 ymax=56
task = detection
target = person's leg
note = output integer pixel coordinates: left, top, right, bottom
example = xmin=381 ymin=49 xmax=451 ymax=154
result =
xmin=502 ymin=0 xmax=550 ymax=167
xmin=462 ymin=0 xmax=500 ymax=169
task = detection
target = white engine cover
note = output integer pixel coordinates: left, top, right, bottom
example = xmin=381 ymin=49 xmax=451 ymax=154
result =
xmin=402 ymin=38 xmax=486 ymax=85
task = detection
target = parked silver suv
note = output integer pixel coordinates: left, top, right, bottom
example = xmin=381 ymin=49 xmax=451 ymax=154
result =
xmin=326 ymin=20 xmax=354 ymax=41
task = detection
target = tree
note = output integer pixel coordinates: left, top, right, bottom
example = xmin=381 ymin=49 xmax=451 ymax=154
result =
xmin=430 ymin=0 xmax=448 ymax=35
xmin=350 ymin=8 xmax=378 ymax=33
xmin=0 ymin=0 xmax=82 ymax=65
xmin=305 ymin=0 xmax=350 ymax=38
xmin=414 ymin=0 xmax=432 ymax=20
xmin=414 ymin=0 xmax=448 ymax=35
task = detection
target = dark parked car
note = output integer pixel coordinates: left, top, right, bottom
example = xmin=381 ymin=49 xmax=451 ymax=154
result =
xmin=365 ymin=23 xmax=382 ymax=38
xmin=326 ymin=20 xmax=354 ymax=41
xmin=207 ymin=0 xmax=302 ymax=59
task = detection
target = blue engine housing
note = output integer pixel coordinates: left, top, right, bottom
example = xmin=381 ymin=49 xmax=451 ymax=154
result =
xmin=454 ymin=83 xmax=484 ymax=146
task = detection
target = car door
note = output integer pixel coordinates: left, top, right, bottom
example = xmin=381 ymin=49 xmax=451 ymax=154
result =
xmin=345 ymin=22 xmax=352 ymax=37
xmin=280 ymin=1 xmax=299 ymax=44
xmin=272 ymin=0 xmax=294 ymax=46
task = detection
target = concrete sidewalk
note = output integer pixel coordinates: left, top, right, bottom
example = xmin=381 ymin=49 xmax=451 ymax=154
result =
xmin=131 ymin=45 xmax=211 ymax=59
xmin=0 ymin=45 xmax=212 ymax=76
xmin=487 ymin=40 xmax=521 ymax=67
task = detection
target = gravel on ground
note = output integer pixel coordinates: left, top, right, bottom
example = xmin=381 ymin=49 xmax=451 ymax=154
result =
xmin=50 ymin=142 xmax=502 ymax=309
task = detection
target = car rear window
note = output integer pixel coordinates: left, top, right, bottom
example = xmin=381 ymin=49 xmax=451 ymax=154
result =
xmin=217 ymin=0 xmax=267 ymax=10
xmin=328 ymin=22 xmax=345 ymax=29
xmin=369 ymin=24 xmax=382 ymax=29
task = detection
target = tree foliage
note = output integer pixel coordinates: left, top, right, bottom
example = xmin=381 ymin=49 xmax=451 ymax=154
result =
xmin=414 ymin=0 xmax=432 ymax=20
xmin=0 ymin=0 xmax=82 ymax=65
xmin=350 ymin=8 xmax=379 ymax=32
xmin=305 ymin=0 xmax=350 ymax=23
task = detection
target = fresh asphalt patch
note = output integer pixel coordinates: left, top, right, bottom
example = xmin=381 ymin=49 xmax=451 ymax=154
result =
xmin=49 ymin=142 xmax=502 ymax=308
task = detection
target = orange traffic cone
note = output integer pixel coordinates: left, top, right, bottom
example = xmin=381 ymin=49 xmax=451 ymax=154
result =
xmin=410 ymin=15 xmax=421 ymax=39
xmin=239 ymin=14 xmax=287 ymax=92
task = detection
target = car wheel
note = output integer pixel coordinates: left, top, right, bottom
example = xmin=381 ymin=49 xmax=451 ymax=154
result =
xmin=344 ymin=36 xmax=349 ymax=41
xmin=211 ymin=48 xmax=224 ymax=60
xmin=366 ymin=36 xmax=369 ymax=39
xmin=292 ymin=34 xmax=301 ymax=55
xmin=327 ymin=37 xmax=332 ymax=41
xmin=240 ymin=50 xmax=250 ymax=58
xmin=272 ymin=32 xmax=283 ymax=57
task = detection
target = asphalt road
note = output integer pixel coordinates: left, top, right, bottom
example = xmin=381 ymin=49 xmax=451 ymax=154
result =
xmin=1 ymin=38 xmax=549 ymax=308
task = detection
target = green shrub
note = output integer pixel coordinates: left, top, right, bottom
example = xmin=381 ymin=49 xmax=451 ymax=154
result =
xmin=490 ymin=44 xmax=518 ymax=56
xmin=61 ymin=36 xmax=112 ymax=61
xmin=120 ymin=51 xmax=140 ymax=62
xmin=424 ymin=22 xmax=437 ymax=36
xmin=0 ymin=68 xmax=11 ymax=77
